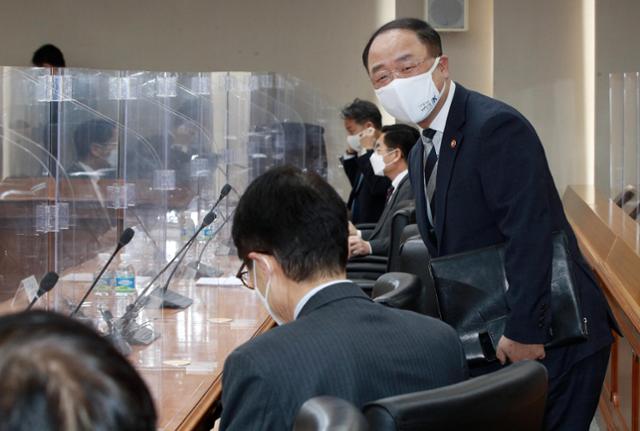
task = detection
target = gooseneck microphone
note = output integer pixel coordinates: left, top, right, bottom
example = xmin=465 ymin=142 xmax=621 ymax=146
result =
xmin=189 ymin=184 xmax=234 ymax=277
xmin=70 ymin=228 xmax=135 ymax=317
xmin=26 ymin=272 xmax=59 ymax=310
xmin=131 ymin=208 xmax=217 ymax=303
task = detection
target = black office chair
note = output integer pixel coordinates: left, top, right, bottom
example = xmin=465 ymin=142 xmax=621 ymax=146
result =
xmin=293 ymin=396 xmax=369 ymax=431
xmin=348 ymin=206 xmax=415 ymax=294
xmin=372 ymin=272 xmax=426 ymax=315
xmin=363 ymin=361 xmax=548 ymax=431
xmin=376 ymin=232 xmax=440 ymax=318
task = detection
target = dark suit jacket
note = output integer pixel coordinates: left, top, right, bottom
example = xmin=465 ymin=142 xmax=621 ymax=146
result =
xmin=341 ymin=151 xmax=390 ymax=224
xmin=219 ymin=282 xmax=467 ymax=431
xmin=364 ymin=173 xmax=413 ymax=255
xmin=408 ymin=83 xmax=615 ymax=376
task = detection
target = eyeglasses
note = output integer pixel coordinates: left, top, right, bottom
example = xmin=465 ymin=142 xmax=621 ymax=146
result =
xmin=371 ymin=57 xmax=431 ymax=89
xmin=235 ymin=261 xmax=253 ymax=290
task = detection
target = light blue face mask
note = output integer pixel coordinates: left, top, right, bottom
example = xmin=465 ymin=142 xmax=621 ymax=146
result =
xmin=253 ymin=259 xmax=286 ymax=325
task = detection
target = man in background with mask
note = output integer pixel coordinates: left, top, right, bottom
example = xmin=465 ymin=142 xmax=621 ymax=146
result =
xmin=340 ymin=99 xmax=390 ymax=224
xmin=69 ymin=119 xmax=117 ymax=180
xmin=348 ymin=124 xmax=418 ymax=257
xmin=219 ymin=165 xmax=467 ymax=431
xmin=363 ymin=18 xmax=615 ymax=430
xmin=68 ymin=119 xmax=118 ymax=204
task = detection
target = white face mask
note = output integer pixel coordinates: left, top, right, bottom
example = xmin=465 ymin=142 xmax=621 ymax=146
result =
xmin=369 ymin=149 xmax=396 ymax=177
xmin=346 ymin=134 xmax=362 ymax=152
xmin=106 ymin=149 xmax=118 ymax=168
xmin=253 ymin=260 xmax=286 ymax=326
xmin=374 ymin=57 xmax=445 ymax=124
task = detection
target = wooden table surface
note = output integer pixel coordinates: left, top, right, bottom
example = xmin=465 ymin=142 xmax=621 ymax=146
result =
xmin=46 ymin=255 xmax=272 ymax=430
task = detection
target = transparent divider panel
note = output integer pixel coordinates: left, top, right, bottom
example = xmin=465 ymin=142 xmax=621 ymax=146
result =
xmin=0 ymin=65 xmax=344 ymax=429
xmin=622 ymin=73 xmax=639 ymax=216
xmin=610 ymin=73 xmax=625 ymax=206
xmin=0 ymin=67 xmax=56 ymax=309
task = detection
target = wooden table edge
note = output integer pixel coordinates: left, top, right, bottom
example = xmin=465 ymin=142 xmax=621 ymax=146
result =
xmin=173 ymin=316 xmax=276 ymax=431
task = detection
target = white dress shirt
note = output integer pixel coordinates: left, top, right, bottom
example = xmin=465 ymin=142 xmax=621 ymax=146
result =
xmin=293 ymin=279 xmax=351 ymax=320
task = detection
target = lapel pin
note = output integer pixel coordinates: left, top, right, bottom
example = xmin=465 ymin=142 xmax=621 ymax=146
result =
xmin=450 ymin=139 xmax=457 ymax=149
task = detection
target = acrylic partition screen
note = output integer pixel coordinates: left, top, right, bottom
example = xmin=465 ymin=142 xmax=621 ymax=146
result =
xmin=0 ymin=67 xmax=342 ymax=303
xmin=0 ymin=66 xmax=342 ymax=428
xmin=610 ymin=72 xmax=640 ymax=220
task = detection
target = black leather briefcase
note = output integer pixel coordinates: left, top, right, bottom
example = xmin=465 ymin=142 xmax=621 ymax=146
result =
xmin=430 ymin=231 xmax=588 ymax=365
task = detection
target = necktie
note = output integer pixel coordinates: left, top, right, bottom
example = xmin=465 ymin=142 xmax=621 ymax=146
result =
xmin=386 ymin=185 xmax=395 ymax=203
xmin=422 ymin=128 xmax=439 ymax=225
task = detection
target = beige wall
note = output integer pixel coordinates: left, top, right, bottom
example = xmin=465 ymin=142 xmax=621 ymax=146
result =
xmin=595 ymin=0 xmax=640 ymax=193
xmin=0 ymin=0 xmax=620 ymax=195
xmin=394 ymin=0 xmax=494 ymax=97
xmin=494 ymin=0 xmax=588 ymax=194
xmin=0 ymin=0 xmax=381 ymax=108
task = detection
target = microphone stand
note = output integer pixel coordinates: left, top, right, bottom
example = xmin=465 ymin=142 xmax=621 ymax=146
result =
xmin=70 ymin=228 xmax=135 ymax=317
xmin=105 ymin=212 xmax=215 ymax=349
xmin=187 ymin=185 xmax=233 ymax=278
xmin=152 ymin=213 xmax=231 ymax=309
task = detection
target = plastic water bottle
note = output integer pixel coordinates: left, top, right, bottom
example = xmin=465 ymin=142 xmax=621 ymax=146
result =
xmin=115 ymin=254 xmax=136 ymax=294
xmin=196 ymin=208 xmax=216 ymax=258
xmin=198 ymin=208 xmax=214 ymax=242
xmin=179 ymin=211 xmax=196 ymax=244
xmin=94 ymin=253 xmax=115 ymax=296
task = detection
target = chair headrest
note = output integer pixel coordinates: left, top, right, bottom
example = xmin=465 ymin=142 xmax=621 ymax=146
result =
xmin=372 ymin=272 xmax=421 ymax=308
xmin=363 ymin=361 xmax=548 ymax=431
xmin=293 ymin=396 xmax=369 ymax=431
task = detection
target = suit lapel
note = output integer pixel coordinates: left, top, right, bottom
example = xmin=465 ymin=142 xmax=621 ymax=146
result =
xmin=434 ymin=84 xmax=469 ymax=250
xmin=370 ymin=175 xmax=408 ymax=239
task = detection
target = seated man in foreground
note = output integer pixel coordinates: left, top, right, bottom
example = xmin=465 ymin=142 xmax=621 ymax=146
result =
xmin=0 ymin=310 xmax=156 ymax=431
xmin=348 ymin=124 xmax=419 ymax=257
xmin=220 ymin=165 xmax=467 ymax=430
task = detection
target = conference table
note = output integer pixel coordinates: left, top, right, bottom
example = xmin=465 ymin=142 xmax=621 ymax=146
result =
xmin=47 ymin=255 xmax=272 ymax=431
xmin=0 ymin=177 xmax=275 ymax=429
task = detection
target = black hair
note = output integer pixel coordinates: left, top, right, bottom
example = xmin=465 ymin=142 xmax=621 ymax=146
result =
xmin=232 ymin=165 xmax=348 ymax=282
xmin=362 ymin=18 xmax=443 ymax=70
xmin=0 ymin=311 xmax=157 ymax=431
xmin=73 ymin=119 xmax=116 ymax=160
xmin=340 ymin=99 xmax=383 ymax=130
xmin=31 ymin=44 xmax=66 ymax=67
xmin=380 ymin=124 xmax=420 ymax=159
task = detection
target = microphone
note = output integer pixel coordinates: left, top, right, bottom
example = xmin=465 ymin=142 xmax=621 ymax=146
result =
xmin=104 ymin=206 xmax=218 ymax=348
xmin=70 ymin=228 xmax=135 ymax=317
xmin=26 ymin=272 xmax=59 ymax=310
xmin=106 ymin=183 xmax=231 ymax=350
xmin=155 ymin=210 xmax=232 ymax=306
xmin=188 ymin=184 xmax=233 ymax=277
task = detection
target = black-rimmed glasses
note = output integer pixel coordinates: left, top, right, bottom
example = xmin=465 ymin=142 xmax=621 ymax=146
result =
xmin=235 ymin=261 xmax=253 ymax=289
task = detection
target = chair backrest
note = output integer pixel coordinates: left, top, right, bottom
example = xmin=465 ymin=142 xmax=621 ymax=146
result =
xmin=395 ymin=234 xmax=440 ymax=318
xmin=387 ymin=204 xmax=415 ymax=272
xmin=293 ymin=396 xmax=369 ymax=431
xmin=363 ymin=361 xmax=548 ymax=431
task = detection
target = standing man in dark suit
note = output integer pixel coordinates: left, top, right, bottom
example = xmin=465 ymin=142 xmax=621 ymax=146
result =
xmin=220 ymin=166 xmax=467 ymax=431
xmin=348 ymin=124 xmax=418 ymax=257
xmin=362 ymin=18 xmax=616 ymax=430
xmin=340 ymin=99 xmax=391 ymax=224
